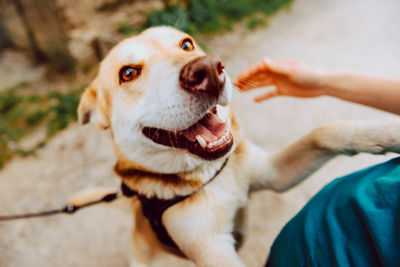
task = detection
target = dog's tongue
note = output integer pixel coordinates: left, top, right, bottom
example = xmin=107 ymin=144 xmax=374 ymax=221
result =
xmin=182 ymin=112 xmax=226 ymax=142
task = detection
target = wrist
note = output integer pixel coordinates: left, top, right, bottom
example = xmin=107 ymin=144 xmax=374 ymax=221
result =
xmin=319 ymin=70 xmax=347 ymax=97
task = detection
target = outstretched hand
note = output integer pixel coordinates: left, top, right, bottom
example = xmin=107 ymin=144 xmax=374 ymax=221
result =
xmin=234 ymin=59 xmax=329 ymax=102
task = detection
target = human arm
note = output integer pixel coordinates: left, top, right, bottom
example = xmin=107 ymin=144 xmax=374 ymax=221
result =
xmin=234 ymin=59 xmax=400 ymax=115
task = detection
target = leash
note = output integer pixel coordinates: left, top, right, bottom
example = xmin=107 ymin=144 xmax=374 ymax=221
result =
xmin=0 ymin=191 xmax=119 ymax=222
xmin=0 ymin=157 xmax=229 ymax=222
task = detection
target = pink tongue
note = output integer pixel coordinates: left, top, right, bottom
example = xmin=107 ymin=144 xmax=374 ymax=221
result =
xmin=182 ymin=112 xmax=226 ymax=142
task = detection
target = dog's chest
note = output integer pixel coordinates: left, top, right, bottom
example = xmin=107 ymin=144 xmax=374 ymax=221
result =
xmin=159 ymin=167 xmax=250 ymax=250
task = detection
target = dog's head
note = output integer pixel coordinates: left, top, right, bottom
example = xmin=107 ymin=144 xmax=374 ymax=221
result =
xmin=78 ymin=27 xmax=235 ymax=173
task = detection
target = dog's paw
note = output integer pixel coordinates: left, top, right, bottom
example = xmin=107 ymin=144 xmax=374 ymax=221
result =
xmin=313 ymin=121 xmax=400 ymax=155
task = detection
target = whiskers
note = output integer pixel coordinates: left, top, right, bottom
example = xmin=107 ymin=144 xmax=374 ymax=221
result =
xmin=173 ymin=15 xmax=187 ymax=30
xmin=232 ymin=85 xmax=245 ymax=94
xmin=231 ymin=79 xmax=258 ymax=95
xmin=168 ymin=131 xmax=177 ymax=152
xmin=152 ymin=128 xmax=160 ymax=143
xmin=234 ymin=78 xmax=260 ymax=89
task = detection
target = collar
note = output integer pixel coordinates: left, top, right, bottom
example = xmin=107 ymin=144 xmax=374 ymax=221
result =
xmin=119 ymin=157 xmax=229 ymax=199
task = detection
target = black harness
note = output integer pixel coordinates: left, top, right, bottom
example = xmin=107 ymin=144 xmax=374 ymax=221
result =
xmin=120 ymin=157 xmax=229 ymax=250
xmin=0 ymin=158 xmax=230 ymax=253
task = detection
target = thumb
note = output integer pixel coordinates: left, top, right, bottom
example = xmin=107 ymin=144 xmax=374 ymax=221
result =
xmin=264 ymin=58 xmax=293 ymax=75
xmin=254 ymin=88 xmax=279 ymax=102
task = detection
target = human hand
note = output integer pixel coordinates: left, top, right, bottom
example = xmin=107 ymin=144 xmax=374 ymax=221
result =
xmin=234 ymin=59 xmax=329 ymax=102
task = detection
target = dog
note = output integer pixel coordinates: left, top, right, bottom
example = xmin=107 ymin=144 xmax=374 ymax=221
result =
xmin=77 ymin=26 xmax=400 ymax=266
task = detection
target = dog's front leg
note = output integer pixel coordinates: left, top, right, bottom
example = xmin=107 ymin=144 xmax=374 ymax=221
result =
xmin=249 ymin=121 xmax=400 ymax=192
xmin=183 ymin=235 xmax=244 ymax=267
xmin=163 ymin=195 xmax=246 ymax=267
xmin=129 ymin=199 xmax=159 ymax=267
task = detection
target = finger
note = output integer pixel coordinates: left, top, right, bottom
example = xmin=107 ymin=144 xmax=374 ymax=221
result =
xmin=236 ymin=61 xmax=271 ymax=84
xmin=235 ymin=77 xmax=275 ymax=91
xmin=254 ymin=89 xmax=279 ymax=102
xmin=233 ymin=80 xmax=248 ymax=90
xmin=264 ymin=58 xmax=298 ymax=75
xmin=234 ymin=79 xmax=259 ymax=91
xmin=242 ymin=60 xmax=270 ymax=77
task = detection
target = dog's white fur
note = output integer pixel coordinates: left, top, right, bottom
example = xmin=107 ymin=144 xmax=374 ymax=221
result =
xmin=77 ymin=26 xmax=400 ymax=266
xmin=90 ymin=27 xmax=232 ymax=174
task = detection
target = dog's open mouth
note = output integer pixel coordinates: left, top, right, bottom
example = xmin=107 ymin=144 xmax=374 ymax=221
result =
xmin=142 ymin=106 xmax=233 ymax=160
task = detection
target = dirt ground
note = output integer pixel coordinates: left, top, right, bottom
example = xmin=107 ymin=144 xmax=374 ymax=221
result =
xmin=1 ymin=0 xmax=400 ymax=266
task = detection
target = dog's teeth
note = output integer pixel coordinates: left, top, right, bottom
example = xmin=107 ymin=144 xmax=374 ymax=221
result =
xmin=196 ymin=135 xmax=207 ymax=149
xmin=207 ymin=143 xmax=213 ymax=149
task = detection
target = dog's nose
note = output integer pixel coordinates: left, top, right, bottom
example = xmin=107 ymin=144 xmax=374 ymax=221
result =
xmin=179 ymin=56 xmax=225 ymax=97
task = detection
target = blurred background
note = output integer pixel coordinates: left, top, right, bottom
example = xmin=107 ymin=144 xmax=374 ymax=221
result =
xmin=0 ymin=0 xmax=399 ymax=266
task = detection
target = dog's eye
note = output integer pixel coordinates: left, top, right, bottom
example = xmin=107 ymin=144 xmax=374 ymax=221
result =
xmin=180 ymin=38 xmax=194 ymax=51
xmin=119 ymin=65 xmax=141 ymax=83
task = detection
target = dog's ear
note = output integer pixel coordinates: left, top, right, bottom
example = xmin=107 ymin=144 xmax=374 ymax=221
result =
xmin=78 ymin=82 xmax=109 ymax=130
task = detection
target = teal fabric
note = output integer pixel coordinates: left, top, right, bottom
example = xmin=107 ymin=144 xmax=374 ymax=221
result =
xmin=266 ymin=157 xmax=400 ymax=267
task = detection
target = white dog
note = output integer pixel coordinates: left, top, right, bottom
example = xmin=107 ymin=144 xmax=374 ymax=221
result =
xmin=77 ymin=26 xmax=400 ymax=266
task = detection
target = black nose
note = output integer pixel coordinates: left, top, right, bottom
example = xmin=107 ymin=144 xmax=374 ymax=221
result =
xmin=179 ymin=56 xmax=225 ymax=97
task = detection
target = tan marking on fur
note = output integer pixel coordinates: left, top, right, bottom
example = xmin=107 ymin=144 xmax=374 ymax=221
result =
xmin=97 ymin=94 xmax=111 ymax=129
xmin=232 ymin=139 xmax=248 ymax=167
xmin=171 ymin=53 xmax=203 ymax=66
xmin=230 ymin=108 xmax=241 ymax=133
xmin=113 ymin=145 xmax=153 ymax=173
xmin=113 ymin=143 xmax=206 ymax=198
xmin=78 ymin=86 xmax=97 ymax=124
xmin=229 ymin=110 xmax=248 ymax=168
xmin=178 ymin=187 xmax=207 ymax=207
xmin=67 ymin=187 xmax=116 ymax=207
xmin=100 ymin=87 xmax=112 ymax=123
xmin=78 ymin=81 xmax=110 ymax=129
xmin=113 ymin=145 xmax=211 ymax=197
xmin=148 ymin=38 xmax=170 ymax=56
xmin=114 ymin=161 xmax=203 ymax=190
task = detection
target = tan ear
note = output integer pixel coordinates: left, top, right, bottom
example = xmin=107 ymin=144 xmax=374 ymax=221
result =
xmin=78 ymin=83 xmax=109 ymax=129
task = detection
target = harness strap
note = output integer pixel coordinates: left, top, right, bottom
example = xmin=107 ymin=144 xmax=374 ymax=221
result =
xmin=121 ymin=157 xmax=229 ymax=250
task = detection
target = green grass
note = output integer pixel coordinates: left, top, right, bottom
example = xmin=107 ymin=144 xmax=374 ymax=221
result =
xmin=0 ymin=84 xmax=82 ymax=168
xmin=117 ymin=23 xmax=139 ymax=36
xmin=247 ymin=16 xmax=266 ymax=29
xmin=120 ymin=0 xmax=293 ymax=36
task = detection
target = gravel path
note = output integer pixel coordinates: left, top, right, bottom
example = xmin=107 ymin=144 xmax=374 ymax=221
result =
xmin=1 ymin=0 xmax=400 ymax=266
